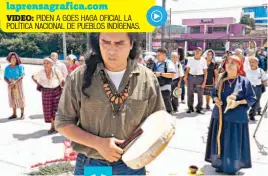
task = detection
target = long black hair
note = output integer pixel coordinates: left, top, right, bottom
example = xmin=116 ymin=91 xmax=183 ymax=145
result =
xmin=82 ymin=33 xmax=141 ymax=97
xmin=177 ymin=47 xmax=185 ymax=62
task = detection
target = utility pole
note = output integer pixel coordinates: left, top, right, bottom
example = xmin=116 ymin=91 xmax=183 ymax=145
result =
xmin=62 ymin=33 xmax=67 ymax=60
xmin=86 ymin=33 xmax=90 ymax=52
xmin=161 ymin=0 xmax=166 ymax=48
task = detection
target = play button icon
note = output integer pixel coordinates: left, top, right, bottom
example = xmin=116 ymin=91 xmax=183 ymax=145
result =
xmin=152 ymin=11 xmax=161 ymax=21
xmin=147 ymin=6 xmax=167 ymax=27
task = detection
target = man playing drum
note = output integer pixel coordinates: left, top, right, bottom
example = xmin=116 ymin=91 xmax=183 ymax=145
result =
xmin=55 ymin=33 xmax=165 ymax=175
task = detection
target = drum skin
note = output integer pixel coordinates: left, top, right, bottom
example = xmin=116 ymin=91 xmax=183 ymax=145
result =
xmin=122 ymin=110 xmax=176 ymax=169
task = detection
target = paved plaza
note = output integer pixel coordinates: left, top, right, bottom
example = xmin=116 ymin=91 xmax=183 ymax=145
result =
xmin=0 ymin=64 xmax=267 ymax=176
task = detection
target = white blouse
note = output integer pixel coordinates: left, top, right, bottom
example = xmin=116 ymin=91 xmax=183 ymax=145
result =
xmin=33 ymin=69 xmax=63 ymax=88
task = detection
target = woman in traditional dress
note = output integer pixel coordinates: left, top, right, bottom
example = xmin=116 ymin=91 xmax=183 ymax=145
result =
xmin=247 ymin=41 xmax=257 ymax=56
xmin=32 ymin=57 xmax=64 ymax=134
xmin=66 ymin=54 xmax=79 ymax=75
xmin=205 ymin=55 xmax=256 ymax=175
xmin=4 ymin=52 xmax=25 ymax=120
xmin=203 ymin=49 xmax=218 ymax=109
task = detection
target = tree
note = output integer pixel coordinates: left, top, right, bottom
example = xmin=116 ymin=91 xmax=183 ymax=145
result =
xmin=240 ymin=15 xmax=255 ymax=30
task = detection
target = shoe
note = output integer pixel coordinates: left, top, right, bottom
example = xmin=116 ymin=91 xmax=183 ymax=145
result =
xmin=181 ymin=100 xmax=185 ymax=104
xmin=48 ymin=128 xmax=56 ymax=134
xmin=206 ymin=105 xmax=210 ymax=110
xmin=250 ymin=116 xmax=256 ymax=121
xmin=8 ymin=115 xmax=17 ymax=120
xmin=258 ymin=111 xmax=262 ymax=116
xmin=196 ymin=110 xmax=204 ymax=114
xmin=20 ymin=114 xmax=25 ymax=120
xmin=173 ymin=108 xmax=178 ymax=112
xmin=215 ymin=168 xmax=224 ymax=173
xmin=186 ymin=109 xmax=194 ymax=113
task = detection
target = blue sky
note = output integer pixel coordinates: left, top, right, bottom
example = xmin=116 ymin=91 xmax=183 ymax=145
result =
xmin=155 ymin=0 xmax=266 ymax=25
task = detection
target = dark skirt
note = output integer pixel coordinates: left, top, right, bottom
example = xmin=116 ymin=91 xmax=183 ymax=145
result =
xmin=41 ymin=86 xmax=62 ymax=123
xmin=205 ymin=118 xmax=252 ymax=174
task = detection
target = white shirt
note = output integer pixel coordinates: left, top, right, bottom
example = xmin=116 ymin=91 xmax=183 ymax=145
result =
xmin=244 ymin=57 xmax=250 ymax=72
xmin=246 ymin=68 xmax=267 ymax=86
xmin=54 ymin=60 xmax=68 ymax=79
xmin=33 ymin=69 xmax=63 ymax=88
xmin=186 ymin=57 xmax=208 ymax=75
xmin=173 ymin=62 xmax=184 ymax=80
xmin=105 ymin=69 xmax=126 ymax=90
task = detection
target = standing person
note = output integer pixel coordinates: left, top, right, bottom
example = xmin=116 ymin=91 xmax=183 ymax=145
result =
xmin=153 ymin=48 xmax=176 ymax=114
xmin=257 ymin=47 xmax=267 ymax=71
xmin=178 ymin=47 xmax=187 ymax=104
xmin=145 ymin=55 xmax=156 ymax=70
xmin=205 ymin=55 xmax=256 ymax=175
xmin=218 ymin=55 xmax=228 ymax=73
xmin=184 ymin=47 xmax=208 ymax=114
xmin=78 ymin=55 xmax=86 ymax=65
xmin=50 ymin=52 xmax=68 ymax=79
xmin=66 ymin=54 xmax=79 ymax=74
xmin=203 ymin=50 xmax=218 ymax=110
xmin=4 ymin=52 xmax=25 ymax=120
xmin=235 ymin=48 xmax=250 ymax=72
xmin=170 ymin=52 xmax=184 ymax=112
xmin=32 ymin=57 xmax=64 ymax=134
xmin=238 ymin=41 xmax=246 ymax=56
xmin=246 ymin=56 xmax=268 ymax=121
xmin=247 ymin=41 xmax=257 ymax=56
xmin=55 ymin=33 xmax=165 ymax=175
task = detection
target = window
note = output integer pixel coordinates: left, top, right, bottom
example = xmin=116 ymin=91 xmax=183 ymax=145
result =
xmin=208 ymin=27 xmax=213 ymax=34
xmin=213 ymin=27 xmax=227 ymax=32
xmin=190 ymin=27 xmax=200 ymax=33
xmin=206 ymin=40 xmax=225 ymax=50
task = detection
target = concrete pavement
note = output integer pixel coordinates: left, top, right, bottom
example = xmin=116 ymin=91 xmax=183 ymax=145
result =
xmin=0 ymin=64 xmax=267 ymax=176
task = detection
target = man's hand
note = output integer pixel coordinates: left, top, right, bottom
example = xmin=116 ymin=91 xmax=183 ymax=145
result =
xmin=201 ymin=83 xmax=206 ymax=89
xmin=154 ymin=72 xmax=161 ymax=77
xmin=95 ymin=137 xmax=124 ymax=162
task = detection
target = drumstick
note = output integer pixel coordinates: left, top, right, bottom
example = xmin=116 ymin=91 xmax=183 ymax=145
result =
xmin=118 ymin=128 xmax=143 ymax=149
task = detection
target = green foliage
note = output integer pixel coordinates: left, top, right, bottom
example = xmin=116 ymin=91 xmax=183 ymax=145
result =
xmin=27 ymin=162 xmax=74 ymax=176
xmin=240 ymin=16 xmax=255 ymax=30
xmin=0 ymin=30 xmax=87 ymax=57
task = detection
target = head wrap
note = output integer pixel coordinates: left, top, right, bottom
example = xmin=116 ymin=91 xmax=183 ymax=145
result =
xmin=223 ymin=55 xmax=246 ymax=76
xmin=202 ymin=49 xmax=215 ymax=63
xmin=6 ymin=52 xmax=21 ymax=65
xmin=43 ymin=57 xmax=54 ymax=64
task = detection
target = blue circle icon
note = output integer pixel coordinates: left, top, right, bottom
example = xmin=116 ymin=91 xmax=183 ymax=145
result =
xmin=146 ymin=6 xmax=167 ymax=27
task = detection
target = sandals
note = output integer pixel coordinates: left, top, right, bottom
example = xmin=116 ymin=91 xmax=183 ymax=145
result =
xmin=20 ymin=114 xmax=25 ymax=120
xmin=48 ymin=128 xmax=57 ymax=134
xmin=8 ymin=115 xmax=17 ymax=120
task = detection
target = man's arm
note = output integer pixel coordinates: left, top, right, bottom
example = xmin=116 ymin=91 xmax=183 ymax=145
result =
xmin=160 ymin=73 xmax=175 ymax=79
xmin=184 ymin=67 xmax=190 ymax=80
xmin=202 ymin=69 xmax=208 ymax=87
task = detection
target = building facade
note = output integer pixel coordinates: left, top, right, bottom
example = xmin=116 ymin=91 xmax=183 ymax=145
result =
xmin=242 ymin=5 xmax=268 ymax=26
xmin=152 ymin=17 xmax=267 ymax=55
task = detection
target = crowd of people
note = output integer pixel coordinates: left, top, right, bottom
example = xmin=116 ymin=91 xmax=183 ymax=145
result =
xmin=3 ymin=52 xmax=85 ymax=133
xmin=1 ymin=35 xmax=268 ymax=175
xmin=139 ymin=41 xmax=267 ymax=119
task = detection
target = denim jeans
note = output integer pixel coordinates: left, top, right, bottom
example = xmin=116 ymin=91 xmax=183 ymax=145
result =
xmin=259 ymin=58 xmax=265 ymax=70
xmin=180 ymin=79 xmax=185 ymax=101
xmin=74 ymin=153 xmax=146 ymax=176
